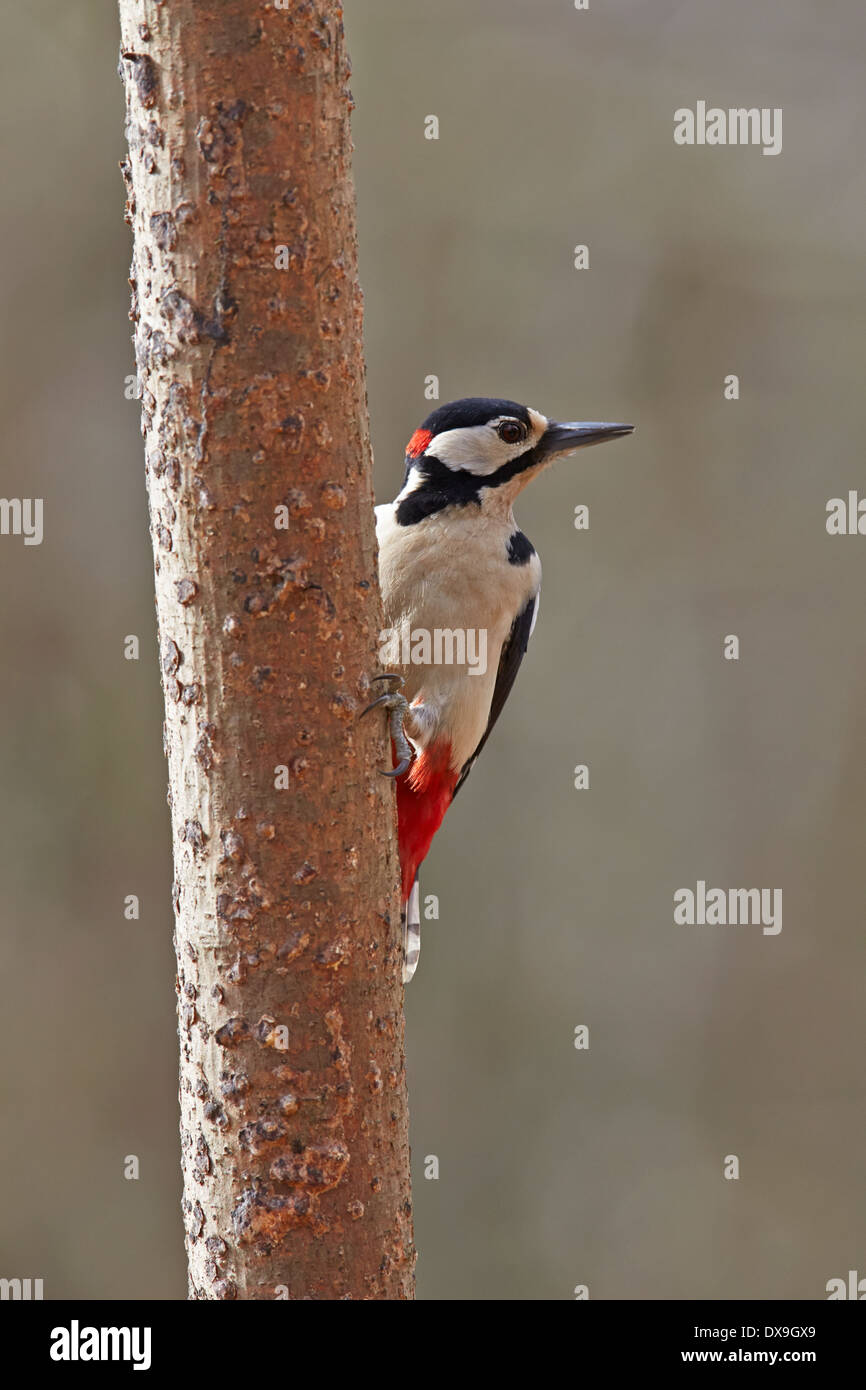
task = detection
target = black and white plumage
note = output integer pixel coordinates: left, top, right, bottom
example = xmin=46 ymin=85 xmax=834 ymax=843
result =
xmin=372 ymin=396 xmax=633 ymax=979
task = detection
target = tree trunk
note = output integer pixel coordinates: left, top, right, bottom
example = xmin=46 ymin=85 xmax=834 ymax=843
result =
xmin=117 ymin=0 xmax=414 ymax=1300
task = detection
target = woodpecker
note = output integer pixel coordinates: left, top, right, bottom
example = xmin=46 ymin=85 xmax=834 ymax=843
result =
xmin=364 ymin=397 xmax=634 ymax=981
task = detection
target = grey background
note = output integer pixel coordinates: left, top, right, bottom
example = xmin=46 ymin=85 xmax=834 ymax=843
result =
xmin=1 ymin=0 xmax=863 ymax=1299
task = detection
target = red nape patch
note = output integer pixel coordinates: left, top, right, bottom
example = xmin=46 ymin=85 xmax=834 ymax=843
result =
xmin=405 ymin=427 xmax=433 ymax=459
xmin=395 ymin=740 xmax=458 ymax=901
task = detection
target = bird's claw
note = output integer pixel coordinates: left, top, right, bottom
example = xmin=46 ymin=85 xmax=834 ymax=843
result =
xmin=360 ymin=673 xmax=414 ymax=778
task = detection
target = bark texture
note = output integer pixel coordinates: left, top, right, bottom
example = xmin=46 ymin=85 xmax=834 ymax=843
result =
xmin=117 ymin=0 xmax=414 ymax=1299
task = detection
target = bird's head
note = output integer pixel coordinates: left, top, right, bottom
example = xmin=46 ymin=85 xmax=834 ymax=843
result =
xmin=395 ymin=396 xmax=633 ymax=523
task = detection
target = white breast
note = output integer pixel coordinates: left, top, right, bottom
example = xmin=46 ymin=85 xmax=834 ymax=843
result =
xmin=375 ymin=500 xmax=541 ymax=772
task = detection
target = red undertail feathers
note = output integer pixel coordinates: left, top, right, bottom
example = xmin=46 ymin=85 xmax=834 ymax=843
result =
xmin=394 ymin=739 xmax=458 ymax=901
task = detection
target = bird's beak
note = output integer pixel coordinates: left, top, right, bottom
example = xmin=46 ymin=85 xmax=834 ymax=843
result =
xmin=540 ymin=420 xmax=634 ymax=459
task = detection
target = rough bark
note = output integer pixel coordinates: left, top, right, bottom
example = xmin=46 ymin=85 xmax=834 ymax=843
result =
xmin=117 ymin=0 xmax=414 ymax=1300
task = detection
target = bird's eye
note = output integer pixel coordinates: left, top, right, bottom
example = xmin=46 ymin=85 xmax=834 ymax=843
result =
xmin=497 ymin=420 xmax=525 ymax=444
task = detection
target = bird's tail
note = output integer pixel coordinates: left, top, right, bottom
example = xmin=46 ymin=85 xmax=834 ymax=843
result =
xmin=402 ymin=877 xmax=421 ymax=983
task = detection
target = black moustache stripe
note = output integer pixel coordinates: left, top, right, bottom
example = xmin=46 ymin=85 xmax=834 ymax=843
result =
xmin=395 ymin=445 xmax=543 ymax=526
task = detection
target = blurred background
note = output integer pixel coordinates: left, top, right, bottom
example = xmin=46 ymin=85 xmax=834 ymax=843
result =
xmin=1 ymin=0 xmax=864 ymax=1299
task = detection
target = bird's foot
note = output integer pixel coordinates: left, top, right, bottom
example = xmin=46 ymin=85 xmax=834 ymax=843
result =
xmin=360 ymin=673 xmax=414 ymax=778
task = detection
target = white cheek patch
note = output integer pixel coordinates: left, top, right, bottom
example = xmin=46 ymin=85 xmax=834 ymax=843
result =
xmin=428 ymin=425 xmax=504 ymax=475
xmin=430 ymin=412 xmax=548 ymax=478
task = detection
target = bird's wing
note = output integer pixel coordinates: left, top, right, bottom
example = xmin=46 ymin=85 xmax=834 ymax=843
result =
xmin=452 ymin=591 xmax=539 ymax=798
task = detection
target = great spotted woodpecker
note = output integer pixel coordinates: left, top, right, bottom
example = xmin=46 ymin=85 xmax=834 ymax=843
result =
xmin=364 ymin=397 xmax=633 ymax=980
